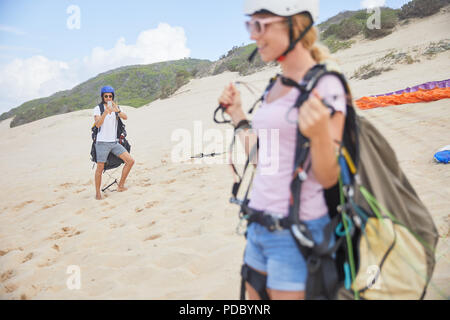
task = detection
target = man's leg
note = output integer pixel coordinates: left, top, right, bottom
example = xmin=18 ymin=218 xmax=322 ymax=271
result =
xmin=95 ymin=162 xmax=105 ymax=200
xmin=118 ymin=152 xmax=135 ymax=192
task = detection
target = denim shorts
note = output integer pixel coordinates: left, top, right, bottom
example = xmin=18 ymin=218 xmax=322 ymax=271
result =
xmin=243 ymin=214 xmax=334 ymax=292
xmin=95 ymin=141 xmax=127 ymax=163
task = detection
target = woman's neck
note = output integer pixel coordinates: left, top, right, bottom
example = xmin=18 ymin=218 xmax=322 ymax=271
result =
xmin=279 ymin=46 xmax=316 ymax=82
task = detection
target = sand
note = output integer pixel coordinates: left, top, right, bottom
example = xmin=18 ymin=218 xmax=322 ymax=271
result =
xmin=0 ymin=8 xmax=449 ymax=299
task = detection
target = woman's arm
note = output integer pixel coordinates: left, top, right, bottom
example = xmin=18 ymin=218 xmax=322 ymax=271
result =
xmin=219 ymin=83 xmax=259 ymax=162
xmin=299 ymin=89 xmax=345 ymax=189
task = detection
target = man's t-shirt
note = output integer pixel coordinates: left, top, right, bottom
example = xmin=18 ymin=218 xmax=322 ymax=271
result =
xmin=93 ymin=105 xmax=118 ymax=142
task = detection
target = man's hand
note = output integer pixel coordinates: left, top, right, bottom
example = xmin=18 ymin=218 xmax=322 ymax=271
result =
xmin=112 ymin=101 xmax=120 ymax=113
xmin=105 ymin=103 xmax=114 ymax=115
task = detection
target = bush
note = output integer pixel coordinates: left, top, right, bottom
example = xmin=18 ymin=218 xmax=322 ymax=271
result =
xmin=398 ymin=0 xmax=450 ymax=19
xmin=364 ymin=9 xmax=399 ymax=39
xmin=322 ymin=35 xmax=354 ymax=53
xmin=323 ymin=18 xmax=363 ymax=40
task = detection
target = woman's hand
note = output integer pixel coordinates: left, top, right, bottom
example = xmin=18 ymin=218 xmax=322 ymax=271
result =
xmin=218 ymin=83 xmax=246 ymax=125
xmin=298 ymin=89 xmax=331 ymax=140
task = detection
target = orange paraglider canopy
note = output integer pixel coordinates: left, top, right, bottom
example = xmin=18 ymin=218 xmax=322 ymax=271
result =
xmin=355 ymin=79 xmax=450 ymax=110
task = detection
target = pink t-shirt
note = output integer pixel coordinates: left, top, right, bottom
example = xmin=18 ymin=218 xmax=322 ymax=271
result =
xmin=248 ymin=74 xmax=347 ymax=221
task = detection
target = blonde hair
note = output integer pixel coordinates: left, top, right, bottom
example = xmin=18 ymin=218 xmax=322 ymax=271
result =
xmin=290 ymin=14 xmax=331 ymax=63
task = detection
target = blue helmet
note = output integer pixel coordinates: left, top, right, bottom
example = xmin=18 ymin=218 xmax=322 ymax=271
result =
xmin=100 ymin=86 xmax=115 ymax=99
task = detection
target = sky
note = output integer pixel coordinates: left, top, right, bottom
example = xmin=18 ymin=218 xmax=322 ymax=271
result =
xmin=0 ymin=0 xmax=411 ymax=114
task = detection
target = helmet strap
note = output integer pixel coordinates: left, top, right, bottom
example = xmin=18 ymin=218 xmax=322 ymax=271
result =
xmin=276 ymin=18 xmax=313 ymax=62
xmin=247 ymin=15 xmax=314 ymax=63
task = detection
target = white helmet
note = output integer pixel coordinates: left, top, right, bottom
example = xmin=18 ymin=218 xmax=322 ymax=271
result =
xmin=244 ymin=0 xmax=319 ymax=22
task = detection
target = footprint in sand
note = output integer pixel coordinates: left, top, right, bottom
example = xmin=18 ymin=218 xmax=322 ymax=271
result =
xmin=47 ymin=227 xmax=81 ymax=240
xmin=38 ymin=258 xmax=56 ymax=268
xmin=161 ymin=179 xmax=176 ymax=185
xmin=4 ymin=284 xmax=17 ymax=293
xmin=109 ymin=222 xmax=126 ymax=229
xmin=75 ymin=188 xmax=86 ymax=194
xmin=82 ymin=180 xmax=93 ymax=186
xmin=0 ymin=247 xmax=24 ymax=256
xmin=181 ymin=209 xmax=193 ymax=214
xmin=13 ymin=200 xmax=34 ymax=212
xmin=52 ymin=244 xmax=60 ymax=252
xmin=135 ymin=207 xmax=144 ymax=213
xmin=75 ymin=209 xmax=85 ymax=215
xmin=144 ymin=234 xmax=162 ymax=241
xmin=145 ymin=201 xmax=159 ymax=209
xmin=139 ymin=178 xmax=152 ymax=187
xmin=1 ymin=270 xmax=15 ymax=282
xmin=137 ymin=220 xmax=156 ymax=230
xmin=59 ymin=183 xmax=75 ymax=189
xmin=22 ymin=253 xmax=33 ymax=264
xmin=42 ymin=203 xmax=60 ymax=210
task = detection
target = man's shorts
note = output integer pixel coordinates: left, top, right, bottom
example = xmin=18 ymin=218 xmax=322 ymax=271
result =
xmin=95 ymin=141 xmax=127 ymax=163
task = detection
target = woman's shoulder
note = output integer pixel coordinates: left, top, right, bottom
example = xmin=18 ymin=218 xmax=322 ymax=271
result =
xmin=315 ymin=73 xmax=347 ymax=115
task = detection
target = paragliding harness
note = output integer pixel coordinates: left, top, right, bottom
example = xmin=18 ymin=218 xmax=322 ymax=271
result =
xmin=217 ymin=64 xmax=439 ymax=300
xmin=90 ymin=103 xmax=131 ymax=191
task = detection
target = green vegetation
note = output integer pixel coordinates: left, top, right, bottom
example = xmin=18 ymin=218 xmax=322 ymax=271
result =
xmin=320 ymin=7 xmax=400 ymax=48
xmin=424 ymin=40 xmax=450 ymax=56
xmin=351 ymin=63 xmax=393 ymax=80
xmin=2 ymin=0 xmax=448 ymax=127
xmin=1 ymin=59 xmax=212 ymax=127
xmin=364 ymin=8 xmax=399 ymax=39
xmin=322 ymin=35 xmax=355 ymax=53
xmin=320 ymin=0 xmax=449 ymax=46
xmin=398 ymin=0 xmax=450 ymax=19
xmin=213 ymin=43 xmax=269 ymax=76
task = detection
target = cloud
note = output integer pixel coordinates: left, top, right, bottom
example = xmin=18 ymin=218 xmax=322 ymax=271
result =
xmin=0 ymin=25 xmax=26 ymax=36
xmin=0 ymin=56 xmax=75 ymax=113
xmin=0 ymin=23 xmax=190 ymax=114
xmin=0 ymin=45 xmax=42 ymax=53
xmin=361 ymin=0 xmax=386 ymax=9
xmin=83 ymin=23 xmax=190 ymax=75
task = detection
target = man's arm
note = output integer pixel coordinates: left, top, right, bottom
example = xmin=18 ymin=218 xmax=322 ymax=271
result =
xmin=95 ymin=111 xmax=108 ymax=128
xmin=113 ymin=103 xmax=127 ymax=120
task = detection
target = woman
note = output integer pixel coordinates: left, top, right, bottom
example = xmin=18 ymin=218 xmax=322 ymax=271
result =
xmin=218 ymin=0 xmax=347 ymax=300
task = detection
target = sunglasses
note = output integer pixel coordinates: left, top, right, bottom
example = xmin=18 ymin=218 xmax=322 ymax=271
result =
xmin=103 ymin=94 xmax=113 ymax=98
xmin=245 ymin=17 xmax=286 ymax=36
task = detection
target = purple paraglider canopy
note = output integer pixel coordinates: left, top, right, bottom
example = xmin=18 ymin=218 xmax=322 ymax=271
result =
xmin=371 ymin=79 xmax=450 ymax=97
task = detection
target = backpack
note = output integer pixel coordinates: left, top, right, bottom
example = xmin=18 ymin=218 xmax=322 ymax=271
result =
xmin=90 ymin=103 xmax=131 ymax=171
xmin=231 ymin=64 xmax=439 ymax=300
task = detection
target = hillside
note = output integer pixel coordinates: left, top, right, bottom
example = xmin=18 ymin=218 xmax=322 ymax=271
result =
xmin=0 ymin=3 xmax=448 ymax=300
xmin=0 ymin=59 xmax=212 ymax=128
xmin=1 ymin=0 xmax=449 ymax=128
xmin=0 ymin=43 xmax=271 ymax=128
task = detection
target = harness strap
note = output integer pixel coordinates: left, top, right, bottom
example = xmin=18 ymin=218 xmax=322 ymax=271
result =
xmin=243 ymin=206 xmax=291 ymax=232
xmin=240 ymin=264 xmax=270 ymax=300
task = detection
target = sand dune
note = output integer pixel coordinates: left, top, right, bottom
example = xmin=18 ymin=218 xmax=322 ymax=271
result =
xmin=0 ymin=9 xmax=449 ymax=299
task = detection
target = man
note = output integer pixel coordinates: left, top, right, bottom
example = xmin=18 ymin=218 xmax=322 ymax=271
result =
xmin=93 ymin=86 xmax=135 ymax=200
